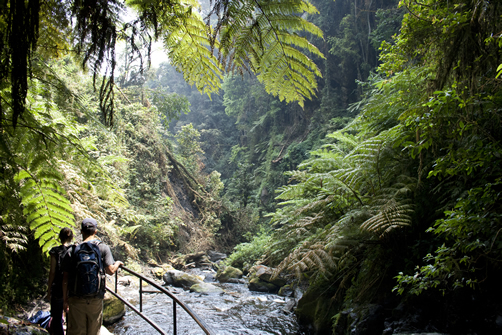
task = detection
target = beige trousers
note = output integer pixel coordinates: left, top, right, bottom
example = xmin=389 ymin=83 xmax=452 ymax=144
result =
xmin=67 ymin=296 xmax=103 ymax=335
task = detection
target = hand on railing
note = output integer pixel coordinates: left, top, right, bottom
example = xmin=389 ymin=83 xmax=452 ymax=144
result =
xmin=106 ymin=260 xmax=124 ymax=275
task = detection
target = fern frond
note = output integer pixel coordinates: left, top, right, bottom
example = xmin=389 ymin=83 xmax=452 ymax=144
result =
xmin=164 ymin=6 xmax=223 ymax=95
xmin=360 ymin=200 xmax=413 ymax=237
xmin=15 ymin=170 xmax=75 ymax=254
xmin=0 ymin=224 xmax=29 ymax=252
xmin=216 ymin=0 xmax=324 ymax=106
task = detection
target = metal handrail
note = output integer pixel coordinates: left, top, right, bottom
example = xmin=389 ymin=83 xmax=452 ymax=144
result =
xmin=106 ymin=265 xmax=214 ymax=335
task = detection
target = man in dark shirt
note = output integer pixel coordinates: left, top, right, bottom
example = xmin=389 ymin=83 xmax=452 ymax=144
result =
xmin=62 ymin=218 xmax=123 ymax=335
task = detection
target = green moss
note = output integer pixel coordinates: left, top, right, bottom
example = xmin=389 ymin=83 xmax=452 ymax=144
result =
xmin=216 ymin=266 xmax=243 ymax=282
xmin=103 ymin=293 xmax=125 ymax=325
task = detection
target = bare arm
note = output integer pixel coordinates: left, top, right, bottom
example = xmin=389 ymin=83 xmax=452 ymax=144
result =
xmin=105 ymin=261 xmax=123 ymax=275
xmin=47 ymin=255 xmax=57 ymax=300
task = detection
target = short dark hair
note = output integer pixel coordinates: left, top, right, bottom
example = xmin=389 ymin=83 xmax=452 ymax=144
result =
xmin=81 ymin=224 xmax=97 ymax=237
xmin=59 ymin=227 xmax=73 ymax=244
xmin=81 ymin=218 xmax=98 ymax=237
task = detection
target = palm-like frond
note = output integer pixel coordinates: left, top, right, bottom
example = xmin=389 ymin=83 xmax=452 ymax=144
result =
xmin=0 ymin=224 xmax=29 ymax=253
xmin=216 ymin=0 xmax=324 ymax=106
xmin=360 ymin=200 xmax=413 ymax=237
xmin=163 ymin=4 xmax=224 ymax=95
xmin=266 ymin=117 xmax=416 ymax=281
xmin=15 ymin=170 xmax=75 ymax=253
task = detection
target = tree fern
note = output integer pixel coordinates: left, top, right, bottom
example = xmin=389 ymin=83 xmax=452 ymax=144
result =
xmin=360 ymin=200 xmax=413 ymax=237
xmin=216 ymin=0 xmax=324 ymax=106
xmin=0 ymin=223 xmax=29 ymax=253
xmin=162 ymin=3 xmax=224 ymax=96
xmin=15 ymin=170 xmax=75 ymax=253
xmin=266 ymin=112 xmax=416 ymax=281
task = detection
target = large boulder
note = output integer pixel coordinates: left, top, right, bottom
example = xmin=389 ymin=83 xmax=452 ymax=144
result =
xmin=151 ymin=263 xmax=175 ymax=279
xmin=247 ymin=265 xmax=287 ymax=293
xmin=103 ymin=291 xmax=126 ymax=325
xmin=248 ymin=277 xmax=279 ymax=293
xmin=171 ymin=252 xmax=207 ymax=269
xmin=207 ymin=251 xmax=227 ymax=263
xmin=216 ymin=266 xmax=243 ymax=283
xmin=163 ymin=269 xmax=203 ymax=289
xmin=189 ymin=282 xmax=224 ymax=295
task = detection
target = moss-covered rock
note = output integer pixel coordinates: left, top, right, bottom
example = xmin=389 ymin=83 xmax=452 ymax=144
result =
xmin=189 ymin=282 xmax=224 ymax=295
xmin=163 ymin=270 xmax=203 ymax=289
xmin=103 ymin=292 xmax=126 ymax=325
xmin=248 ymin=277 xmax=279 ymax=293
xmin=278 ymin=284 xmax=295 ymax=297
xmin=216 ymin=266 xmax=243 ymax=283
xmin=247 ymin=265 xmax=287 ymax=293
xmin=152 ymin=267 xmax=165 ymax=278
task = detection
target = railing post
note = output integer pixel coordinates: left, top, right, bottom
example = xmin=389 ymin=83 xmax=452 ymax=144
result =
xmin=115 ymin=270 xmax=118 ymax=293
xmin=173 ymin=301 xmax=177 ymax=335
xmin=110 ymin=265 xmax=213 ymax=334
xmin=140 ymin=278 xmax=143 ymax=313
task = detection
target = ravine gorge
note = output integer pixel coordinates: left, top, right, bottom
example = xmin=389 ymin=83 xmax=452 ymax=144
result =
xmin=1 ymin=0 xmax=502 ymax=334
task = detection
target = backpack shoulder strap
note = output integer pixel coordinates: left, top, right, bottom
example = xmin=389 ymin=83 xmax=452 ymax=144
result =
xmin=55 ymin=245 xmax=67 ymax=268
xmin=90 ymin=239 xmax=102 ymax=246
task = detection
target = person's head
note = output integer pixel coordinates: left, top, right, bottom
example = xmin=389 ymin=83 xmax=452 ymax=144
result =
xmin=81 ymin=218 xmax=98 ymax=239
xmin=59 ymin=227 xmax=73 ymax=244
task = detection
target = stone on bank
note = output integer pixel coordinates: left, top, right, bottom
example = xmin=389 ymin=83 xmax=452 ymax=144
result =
xmin=103 ymin=291 xmax=126 ymax=325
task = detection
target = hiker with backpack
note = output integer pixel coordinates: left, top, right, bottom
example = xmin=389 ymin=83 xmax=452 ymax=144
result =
xmin=47 ymin=227 xmax=74 ymax=335
xmin=62 ymin=218 xmax=123 ymax=335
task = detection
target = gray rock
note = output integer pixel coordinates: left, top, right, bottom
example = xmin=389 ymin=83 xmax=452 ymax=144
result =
xmin=254 ymin=265 xmax=287 ymax=287
xmin=103 ymin=291 xmax=126 ymax=325
xmin=216 ymin=266 xmax=243 ymax=283
xmin=248 ymin=277 xmax=279 ymax=293
xmin=163 ymin=269 xmax=203 ymax=289
xmin=294 ymin=287 xmax=303 ymax=300
xmin=282 ymin=299 xmax=297 ymax=314
xmin=208 ymin=251 xmax=227 ymax=262
xmin=247 ymin=265 xmax=287 ymax=293
xmin=189 ymin=282 xmax=224 ymax=295
xmin=226 ymin=278 xmax=246 ymax=284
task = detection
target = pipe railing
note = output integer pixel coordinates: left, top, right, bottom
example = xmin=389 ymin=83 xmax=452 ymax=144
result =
xmin=106 ymin=265 xmax=214 ymax=335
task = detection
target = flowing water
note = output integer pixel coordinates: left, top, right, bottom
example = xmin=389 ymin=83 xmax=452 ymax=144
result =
xmin=107 ymin=269 xmax=303 ymax=335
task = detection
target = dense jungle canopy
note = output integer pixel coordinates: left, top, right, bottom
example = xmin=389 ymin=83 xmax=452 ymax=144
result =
xmin=1 ymin=0 xmax=502 ymax=333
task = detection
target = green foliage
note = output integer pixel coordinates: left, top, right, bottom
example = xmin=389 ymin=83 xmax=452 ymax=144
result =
xmin=15 ymin=170 xmax=75 ymax=254
xmin=225 ymin=228 xmax=272 ymax=271
xmin=382 ymin=0 xmax=502 ymax=297
xmin=152 ymin=90 xmax=191 ymax=124
xmin=0 ymin=236 xmax=47 ymax=309
xmin=175 ymin=123 xmax=204 ymax=175
xmin=176 ymin=123 xmax=204 ymax=159
xmin=131 ymin=0 xmax=325 ymax=106
xmin=265 ymin=111 xmax=416 ymax=281
xmin=215 ymin=0 xmax=324 ymax=106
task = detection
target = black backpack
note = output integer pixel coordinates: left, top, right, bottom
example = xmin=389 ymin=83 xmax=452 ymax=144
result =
xmin=71 ymin=241 xmax=106 ymax=298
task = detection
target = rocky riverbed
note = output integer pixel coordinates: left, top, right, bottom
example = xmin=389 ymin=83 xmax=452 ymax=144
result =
xmin=108 ymin=265 xmax=304 ymax=334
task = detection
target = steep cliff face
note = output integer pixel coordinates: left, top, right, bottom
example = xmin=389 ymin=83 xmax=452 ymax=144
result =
xmin=107 ymin=103 xmax=228 ymax=258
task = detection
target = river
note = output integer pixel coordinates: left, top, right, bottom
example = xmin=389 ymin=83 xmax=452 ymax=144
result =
xmin=107 ymin=269 xmax=304 ymax=335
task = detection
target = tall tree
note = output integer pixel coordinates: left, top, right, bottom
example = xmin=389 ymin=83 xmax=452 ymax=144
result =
xmin=1 ymin=0 xmax=324 ymax=128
